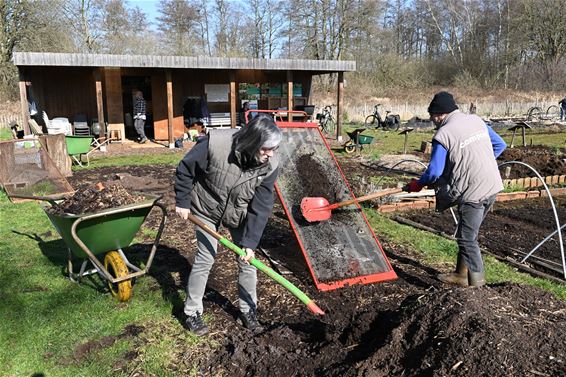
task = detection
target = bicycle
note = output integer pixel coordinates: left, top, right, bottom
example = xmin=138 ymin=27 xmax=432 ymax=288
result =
xmin=316 ymin=105 xmax=336 ymax=135
xmin=364 ymin=104 xmax=400 ymax=131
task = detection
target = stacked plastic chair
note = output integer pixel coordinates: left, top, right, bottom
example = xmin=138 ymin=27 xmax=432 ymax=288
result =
xmin=73 ymin=114 xmax=90 ymax=136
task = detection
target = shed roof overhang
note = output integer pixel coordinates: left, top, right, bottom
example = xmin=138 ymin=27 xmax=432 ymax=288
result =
xmin=13 ymin=52 xmax=356 ymax=73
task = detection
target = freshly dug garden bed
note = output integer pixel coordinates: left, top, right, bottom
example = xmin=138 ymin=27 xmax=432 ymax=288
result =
xmin=63 ymin=164 xmax=566 ymax=376
xmin=402 ymin=196 xmax=566 ymax=279
xmin=497 ymin=145 xmax=566 ymax=178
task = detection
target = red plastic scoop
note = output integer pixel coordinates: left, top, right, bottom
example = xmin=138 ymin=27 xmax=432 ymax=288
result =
xmin=300 ymin=187 xmax=403 ymax=222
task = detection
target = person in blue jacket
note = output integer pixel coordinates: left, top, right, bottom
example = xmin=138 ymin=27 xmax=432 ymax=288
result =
xmin=406 ymin=92 xmax=507 ymax=287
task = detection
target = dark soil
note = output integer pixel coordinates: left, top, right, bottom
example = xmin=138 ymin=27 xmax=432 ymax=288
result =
xmin=498 ymin=145 xmax=566 ymax=178
xmin=64 ymin=157 xmax=566 ymax=376
xmin=47 ymin=182 xmax=145 ymax=215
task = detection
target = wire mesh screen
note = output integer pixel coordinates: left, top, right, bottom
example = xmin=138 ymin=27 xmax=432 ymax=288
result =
xmin=0 ymin=139 xmax=74 ymax=199
xmin=275 ymin=126 xmax=396 ymax=290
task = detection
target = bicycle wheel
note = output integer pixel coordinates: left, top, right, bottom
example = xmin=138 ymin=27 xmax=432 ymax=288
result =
xmin=546 ymin=105 xmax=559 ymax=118
xmin=364 ymin=115 xmax=378 ymax=129
xmin=386 ymin=115 xmax=401 ymax=131
xmin=527 ymin=106 xmax=542 ymax=121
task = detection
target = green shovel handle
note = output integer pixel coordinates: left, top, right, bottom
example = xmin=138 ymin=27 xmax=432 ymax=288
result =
xmin=186 ymin=213 xmax=324 ymax=316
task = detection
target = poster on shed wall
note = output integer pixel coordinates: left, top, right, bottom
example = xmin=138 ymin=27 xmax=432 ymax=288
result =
xmin=205 ymin=84 xmax=229 ymax=102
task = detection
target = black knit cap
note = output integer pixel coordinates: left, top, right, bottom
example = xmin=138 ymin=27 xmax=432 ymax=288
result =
xmin=428 ymin=91 xmax=458 ymax=114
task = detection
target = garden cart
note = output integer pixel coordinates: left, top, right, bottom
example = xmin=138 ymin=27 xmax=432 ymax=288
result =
xmin=42 ymin=194 xmax=167 ymax=301
xmin=65 ymin=135 xmax=94 ymax=167
xmin=343 ymin=128 xmax=374 ymax=153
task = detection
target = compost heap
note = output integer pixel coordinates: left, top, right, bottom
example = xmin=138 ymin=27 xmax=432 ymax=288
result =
xmin=202 ymin=284 xmax=566 ymax=377
xmin=48 ymin=182 xmax=145 ymax=215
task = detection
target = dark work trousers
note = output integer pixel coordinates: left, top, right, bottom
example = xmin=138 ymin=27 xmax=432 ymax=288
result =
xmin=455 ymin=194 xmax=497 ymax=272
xmin=134 ymin=118 xmax=146 ymax=140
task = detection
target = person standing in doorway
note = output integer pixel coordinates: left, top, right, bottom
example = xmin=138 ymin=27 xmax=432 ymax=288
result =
xmin=405 ymin=91 xmax=506 ymax=287
xmin=133 ymin=90 xmax=148 ymax=143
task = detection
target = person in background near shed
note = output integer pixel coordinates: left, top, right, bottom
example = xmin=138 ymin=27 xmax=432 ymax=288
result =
xmin=175 ymin=114 xmax=282 ymax=336
xmin=133 ymin=90 xmax=148 ymax=143
xmin=559 ymin=97 xmax=566 ymax=121
xmin=239 ymin=101 xmax=251 ymax=126
xmin=405 ymin=91 xmax=507 ymax=287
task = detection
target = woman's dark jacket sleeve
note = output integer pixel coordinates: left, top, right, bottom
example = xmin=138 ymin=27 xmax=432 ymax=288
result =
xmin=240 ymin=167 xmax=279 ymax=249
xmin=174 ymin=136 xmax=209 ymax=209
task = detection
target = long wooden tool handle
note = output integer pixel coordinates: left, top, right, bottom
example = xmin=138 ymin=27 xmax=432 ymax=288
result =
xmin=327 ymin=187 xmax=403 ymax=210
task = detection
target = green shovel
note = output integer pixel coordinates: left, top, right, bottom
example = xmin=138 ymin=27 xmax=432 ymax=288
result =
xmin=186 ymin=213 xmax=325 ymax=316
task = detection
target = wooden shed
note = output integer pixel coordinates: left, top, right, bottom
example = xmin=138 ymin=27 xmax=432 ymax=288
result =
xmin=13 ymin=52 xmax=355 ymax=146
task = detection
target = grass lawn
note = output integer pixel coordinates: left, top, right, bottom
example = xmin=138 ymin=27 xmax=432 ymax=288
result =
xmin=339 ymin=126 xmax=566 ymax=159
xmin=1 ymin=140 xmax=566 ymax=376
xmin=0 ymin=190 xmax=205 ymax=376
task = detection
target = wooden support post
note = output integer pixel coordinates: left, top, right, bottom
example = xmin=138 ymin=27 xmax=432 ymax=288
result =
xmin=287 ymin=70 xmax=293 ymax=122
xmin=399 ymin=128 xmax=414 ymax=154
xmin=18 ymin=73 xmax=30 ymax=135
xmin=166 ymin=69 xmax=174 ymax=148
xmin=336 ymin=72 xmax=344 ymax=141
xmin=521 ymin=126 xmax=526 ymax=147
xmin=94 ymin=69 xmax=106 ymax=143
xmin=230 ymin=71 xmax=237 ymax=128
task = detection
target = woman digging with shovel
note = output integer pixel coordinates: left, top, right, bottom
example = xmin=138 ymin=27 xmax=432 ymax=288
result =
xmin=174 ymin=114 xmax=283 ymax=336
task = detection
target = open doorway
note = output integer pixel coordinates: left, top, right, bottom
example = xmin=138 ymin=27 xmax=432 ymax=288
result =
xmin=121 ymin=76 xmax=153 ymax=140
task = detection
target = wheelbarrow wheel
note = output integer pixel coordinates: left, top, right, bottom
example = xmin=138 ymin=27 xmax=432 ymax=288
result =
xmin=344 ymin=141 xmax=356 ymax=154
xmin=104 ymin=251 xmax=132 ymax=302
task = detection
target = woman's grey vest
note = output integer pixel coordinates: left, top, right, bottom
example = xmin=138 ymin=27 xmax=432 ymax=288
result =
xmin=433 ymin=111 xmax=503 ymax=211
xmin=190 ymin=129 xmax=278 ymax=228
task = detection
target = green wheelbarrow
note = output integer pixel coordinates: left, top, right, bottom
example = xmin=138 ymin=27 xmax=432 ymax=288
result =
xmin=65 ymin=135 xmax=94 ymax=167
xmin=343 ymin=128 xmax=374 ymax=153
xmin=42 ymin=194 xmax=167 ymax=301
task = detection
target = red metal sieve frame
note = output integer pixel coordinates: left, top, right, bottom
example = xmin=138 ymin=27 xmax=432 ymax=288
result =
xmin=272 ymin=116 xmax=397 ymax=291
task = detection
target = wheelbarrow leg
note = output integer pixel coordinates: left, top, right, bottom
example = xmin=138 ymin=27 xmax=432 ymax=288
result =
xmin=67 ymin=248 xmax=97 ymax=283
xmin=118 ymin=248 xmax=142 ymax=273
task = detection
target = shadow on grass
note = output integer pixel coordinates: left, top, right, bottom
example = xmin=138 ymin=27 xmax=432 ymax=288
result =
xmin=11 ymin=229 xmax=242 ymax=326
xmin=384 ymin=247 xmax=443 ymax=289
xmin=11 ymin=230 xmax=108 ymax=294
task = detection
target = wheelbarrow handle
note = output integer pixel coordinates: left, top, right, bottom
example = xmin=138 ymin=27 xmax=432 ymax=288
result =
xmin=185 ymin=213 xmax=325 ymax=316
xmin=324 ymin=187 xmax=404 ymax=211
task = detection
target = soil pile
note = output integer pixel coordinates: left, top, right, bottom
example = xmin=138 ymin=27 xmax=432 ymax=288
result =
xmin=202 ymin=283 xmax=566 ymax=377
xmin=500 ymin=146 xmax=566 ymax=178
xmin=48 ymin=182 xmax=145 ymax=215
xmin=348 ymin=284 xmax=566 ymax=377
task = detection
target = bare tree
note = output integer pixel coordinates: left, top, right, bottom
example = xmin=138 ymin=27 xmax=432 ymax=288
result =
xmin=156 ymin=0 xmax=199 ymax=55
xmin=60 ymin=0 xmax=105 ymax=52
xmin=212 ymin=0 xmax=243 ymax=57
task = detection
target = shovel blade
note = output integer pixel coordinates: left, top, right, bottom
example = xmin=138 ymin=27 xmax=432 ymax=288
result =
xmin=301 ymin=197 xmax=332 ymax=222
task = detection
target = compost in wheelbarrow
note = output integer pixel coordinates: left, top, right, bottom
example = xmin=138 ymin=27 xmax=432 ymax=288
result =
xmin=43 ymin=193 xmax=166 ymax=301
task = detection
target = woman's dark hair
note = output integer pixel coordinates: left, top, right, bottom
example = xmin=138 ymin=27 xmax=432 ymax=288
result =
xmin=232 ymin=113 xmax=282 ymax=167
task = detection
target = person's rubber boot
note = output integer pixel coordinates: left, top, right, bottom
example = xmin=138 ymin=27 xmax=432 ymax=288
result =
xmin=468 ymin=271 xmax=486 ymax=287
xmin=438 ymin=255 xmax=469 ymax=287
